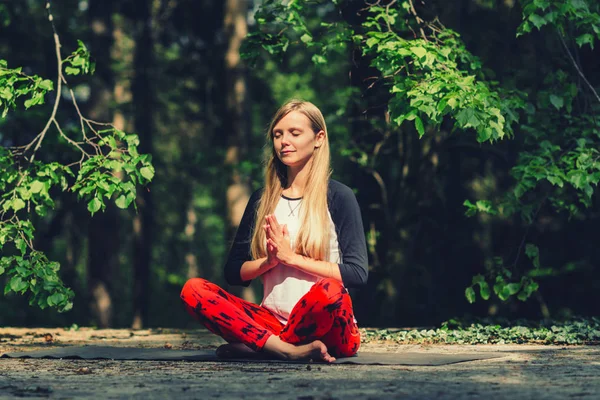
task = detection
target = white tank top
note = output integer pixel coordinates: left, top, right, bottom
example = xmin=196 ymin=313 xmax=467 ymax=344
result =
xmin=260 ymin=196 xmax=340 ymax=323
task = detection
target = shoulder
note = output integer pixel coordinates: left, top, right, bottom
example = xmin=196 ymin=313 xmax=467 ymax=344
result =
xmin=327 ymin=179 xmax=357 ymax=205
xmin=249 ymin=187 xmax=264 ymax=204
xmin=250 ymin=187 xmax=264 ymax=202
xmin=243 ymin=187 xmax=264 ymax=215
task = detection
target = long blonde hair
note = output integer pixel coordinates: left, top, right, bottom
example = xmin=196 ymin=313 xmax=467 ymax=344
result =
xmin=250 ymin=100 xmax=331 ymax=261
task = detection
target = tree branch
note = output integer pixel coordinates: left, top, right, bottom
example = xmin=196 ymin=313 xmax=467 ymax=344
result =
xmin=27 ymin=31 xmax=62 ymax=160
xmin=558 ymin=32 xmax=600 ymax=104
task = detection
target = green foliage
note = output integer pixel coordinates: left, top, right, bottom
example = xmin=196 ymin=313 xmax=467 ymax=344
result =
xmin=62 ymin=40 xmax=95 ymax=76
xmin=70 ymin=129 xmax=154 ymax=216
xmin=0 ymin=251 xmax=74 ymax=312
xmin=463 ymin=199 xmax=498 ymax=217
xmin=0 ymin=30 xmax=153 ymax=313
xmin=245 ymin=1 xmax=525 ymax=143
xmin=0 ymin=59 xmax=54 ymax=117
xmin=461 ymin=0 xmax=600 ymax=306
xmin=362 ymin=317 xmax=600 ymax=345
xmin=359 ymin=6 xmax=524 ymax=142
xmin=518 ymin=0 xmax=600 ymax=50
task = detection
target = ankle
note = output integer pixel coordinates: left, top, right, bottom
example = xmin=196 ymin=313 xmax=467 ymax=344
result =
xmin=264 ymin=335 xmax=294 ymax=360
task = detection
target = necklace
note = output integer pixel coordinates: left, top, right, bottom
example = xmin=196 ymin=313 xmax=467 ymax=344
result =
xmin=287 ymin=199 xmax=302 ymax=217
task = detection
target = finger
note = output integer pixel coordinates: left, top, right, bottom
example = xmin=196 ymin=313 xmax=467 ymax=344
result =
xmin=270 ymin=214 xmax=281 ymax=231
xmin=282 ymin=224 xmax=289 ymax=237
xmin=267 ymin=224 xmax=282 ymax=240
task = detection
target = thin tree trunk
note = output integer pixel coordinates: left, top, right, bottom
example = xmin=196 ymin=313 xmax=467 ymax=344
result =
xmin=223 ymin=0 xmax=254 ymax=302
xmin=184 ymin=184 xmax=200 ymax=280
xmin=131 ymin=0 xmax=155 ymax=329
xmin=86 ymin=0 xmax=117 ymax=328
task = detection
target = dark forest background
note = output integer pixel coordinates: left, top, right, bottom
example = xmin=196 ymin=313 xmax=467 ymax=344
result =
xmin=0 ymin=0 xmax=598 ymax=329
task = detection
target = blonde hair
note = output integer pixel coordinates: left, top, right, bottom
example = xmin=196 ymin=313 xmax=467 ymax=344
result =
xmin=250 ymin=100 xmax=331 ymax=261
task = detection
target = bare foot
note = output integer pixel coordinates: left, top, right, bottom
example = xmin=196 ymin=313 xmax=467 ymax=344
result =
xmin=263 ymin=336 xmax=336 ymax=363
xmin=216 ymin=343 xmax=261 ymax=359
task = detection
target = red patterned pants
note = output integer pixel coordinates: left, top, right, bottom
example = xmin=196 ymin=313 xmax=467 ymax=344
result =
xmin=180 ymin=277 xmax=360 ymax=357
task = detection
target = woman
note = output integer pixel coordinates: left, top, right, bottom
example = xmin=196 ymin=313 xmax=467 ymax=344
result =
xmin=181 ymin=100 xmax=368 ymax=362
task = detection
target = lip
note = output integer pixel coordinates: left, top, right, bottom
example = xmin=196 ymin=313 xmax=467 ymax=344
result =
xmin=280 ymin=150 xmax=294 ymax=155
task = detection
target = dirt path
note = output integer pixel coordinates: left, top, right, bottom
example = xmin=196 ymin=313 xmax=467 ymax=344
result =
xmin=0 ymin=327 xmax=598 ymax=399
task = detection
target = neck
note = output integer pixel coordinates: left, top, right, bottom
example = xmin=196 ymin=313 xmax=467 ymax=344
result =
xmin=285 ymin=160 xmax=312 ymax=197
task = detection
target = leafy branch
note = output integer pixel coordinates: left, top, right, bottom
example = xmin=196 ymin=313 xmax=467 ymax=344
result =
xmin=0 ymin=1 xmax=155 ymax=312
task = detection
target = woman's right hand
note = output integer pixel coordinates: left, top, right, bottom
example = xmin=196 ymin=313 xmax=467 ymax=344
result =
xmin=265 ymin=222 xmax=280 ymax=269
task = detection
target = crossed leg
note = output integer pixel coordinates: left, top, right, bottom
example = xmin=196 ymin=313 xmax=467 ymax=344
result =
xmin=181 ymin=277 xmax=360 ymax=362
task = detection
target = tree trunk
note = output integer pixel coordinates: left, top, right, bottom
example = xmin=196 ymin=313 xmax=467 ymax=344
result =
xmin=131 ymin=0 xmax=155 ymax=329
xmin=223 ymin=0 xmax=254 ymax=302
xmin=86 ymin=0 xmax=118 ymax=328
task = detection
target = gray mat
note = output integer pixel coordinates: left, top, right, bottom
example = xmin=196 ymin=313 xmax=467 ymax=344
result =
xmin=1 ymin=346 xmax=504 ymax=365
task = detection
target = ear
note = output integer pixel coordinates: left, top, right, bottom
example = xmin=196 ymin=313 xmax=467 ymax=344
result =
xmin=315 ymin=130 xmax=325 ymax=148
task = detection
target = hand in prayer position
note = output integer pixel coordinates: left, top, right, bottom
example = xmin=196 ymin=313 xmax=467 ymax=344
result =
xmin=265 ymin=214 xmax=295 ymax=266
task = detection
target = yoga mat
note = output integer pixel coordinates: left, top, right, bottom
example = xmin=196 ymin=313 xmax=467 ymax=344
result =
xmin=1 ymin=346 xmax=504 ymax=365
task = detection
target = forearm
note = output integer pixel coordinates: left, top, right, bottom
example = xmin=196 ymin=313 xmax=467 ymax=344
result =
xmin=288 ymin=254 xmax=343 ymax=282
xmin=240 ymin=257 xmax=276 ymax=281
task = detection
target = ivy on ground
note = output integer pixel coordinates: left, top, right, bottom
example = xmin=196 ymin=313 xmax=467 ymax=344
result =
xmin=361 ymin=317 xmax=600 ymax=345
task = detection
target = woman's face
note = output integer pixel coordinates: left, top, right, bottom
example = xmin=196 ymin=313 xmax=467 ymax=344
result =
xmin=272 ymin=111 xmax=325 ymax=170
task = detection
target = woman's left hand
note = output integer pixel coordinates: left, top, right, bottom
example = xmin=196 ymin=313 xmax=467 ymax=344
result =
xmin=265 ymin=214 xmax=296 ymax=266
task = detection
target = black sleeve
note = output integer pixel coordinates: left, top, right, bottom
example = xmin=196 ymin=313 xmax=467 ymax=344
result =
xmin=329 ymin=180 xmax=369 ymax=288
xmin=224 ymin=188 xmax=263 ymax=287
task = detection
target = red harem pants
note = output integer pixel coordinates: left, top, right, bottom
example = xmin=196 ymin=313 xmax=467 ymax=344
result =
xmin=180 ymin=277 xmax=360 ymax=357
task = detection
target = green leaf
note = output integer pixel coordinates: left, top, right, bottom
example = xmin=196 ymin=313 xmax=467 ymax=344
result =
xmin=414 ymin=116 xmax=425 ymax=137
xmin=475 ymin=200 xmax=497 ymax=215
xmin=568 ymin=170 xmax=586 ymax=189
xmin=410 ymin=46 xmax=427 ymax=59
xmin=575 ymin=34 xmax=594 ymax=49
xmin=140 ymin=166 xmax=154 ymax=181
xmin=525 ymin=243 xmax=540 ymax=268
xmin=64 ymin=66 xmax=80 ymax=75
xmin=546 ymin=175 xmax=563 ymax=187
xmin=47 ymin=292 xmax=65 ymax=307
xmin=437 ymin=98 xmax=448 ymax=113
xmin=311 ymin=54 xmax=327 ymax=65
xmin=115 ymin=195 xmax=128 ymax=209
xmin=455 ymin=108 xmax=480 ymax=129
xmin=549 ymin=95 xmax=564 ymax=110
xmin=465 ymin=286 xmax=476 ymax=304
xmin=12 ymin=198 xmax=25 ymax=212
xmin=528 ymin=14 xmax=546 ymax=30
xmin=506 ymin=283 xmax=521 ymax=295
xmin=87 ymin=197 xmax=101 ymax=214
xmin=472 ymin=274 xmax=485 ymax=285
xmin=479 ymin=281 xmax=491 ymax=300
xmin=10 ymin=275 xmax=28 ymax=292
xmin=300 ymin=33 xmax=312 ymax=43
xmin=30 ymin=180 xmax=44 ymax=194
xmin=38 ymin=79 xmax=54 ymax=91
xmin=14 ymin=238 xmax=27 ymax=254
xmin=463 ymin=199 xmax=477 ymax=217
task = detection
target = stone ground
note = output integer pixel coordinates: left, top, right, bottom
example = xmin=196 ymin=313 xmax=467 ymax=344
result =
xmin=0 ymin=327 xmax=598 ymax=399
